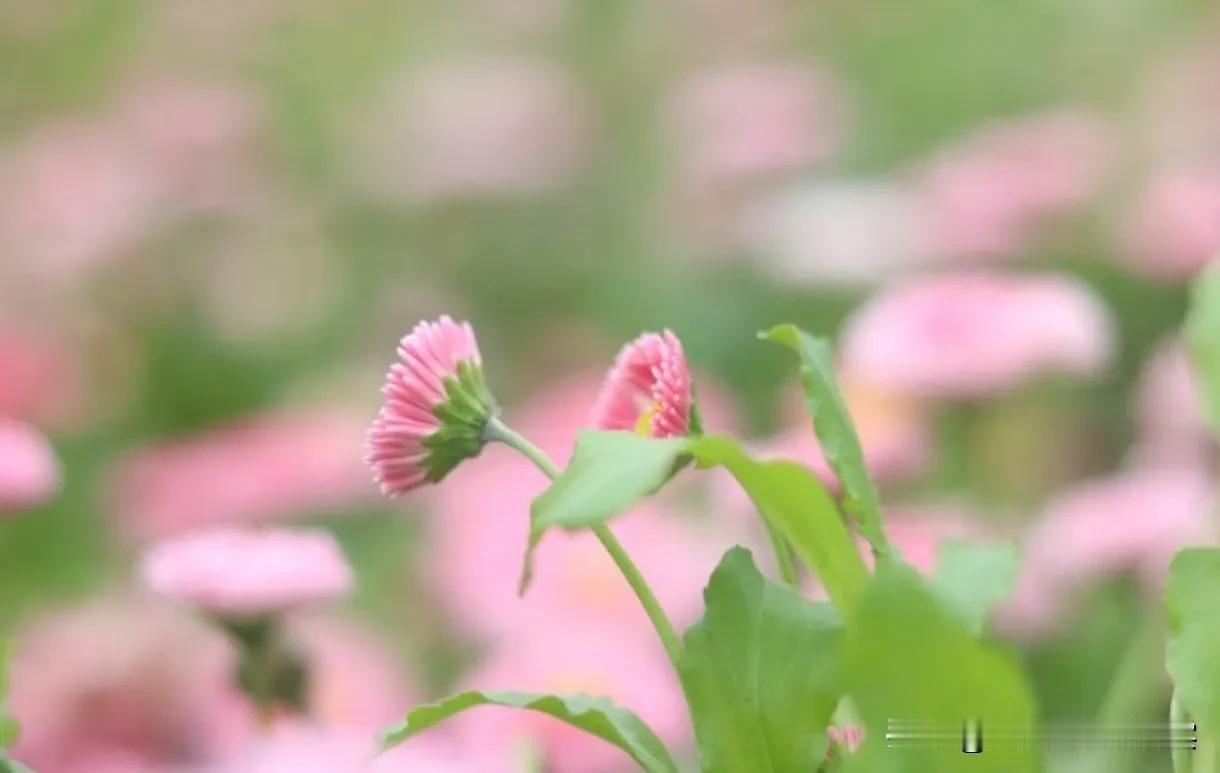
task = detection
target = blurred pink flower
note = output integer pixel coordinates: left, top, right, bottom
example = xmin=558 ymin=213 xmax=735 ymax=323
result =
xmin=591 ymin=330 xmax=693 ymax=438
xmin=111 ymin=411 xmax=370 ymax=540
xmin=10 ymin=599 xmax=253 ymax=772
xmin=917 ymin=110 xmax=1112 ymax=260
xmin=367 ymin=315 xmax=494 ymax=496
xmin=0 ymin=122 xmax=158 ymax=282
xmin=0 ymin=418 xmax=59 ymax=512
xmin=452 ymin=620 xmax=690 ymax=773
xmin=118 ymin=81 xmax=259 ymax=214
xmin=429 ymin=374 xmax=733 ymax=642
xmin=668 ymin=62 xmax=845 ymax=183
xmin=840 ymin=272 xmax=1113 ymax=399
xmin=1124 ymin=167 xmax=1220 ymax=281
xmin=141 ymin=527 xmax=353 ymax=617
xmin=1133 ymin=339 xmax=1213 ymax=469
xmin=363 ymin=59 xmax=589 ymax=200
xmin=208 ymin=725 xmax=489 ymax=773
xmin=998 ymin=466 xmax=1215 ymax=639
xmin=287 ymin=615 xmax=417 ymax=735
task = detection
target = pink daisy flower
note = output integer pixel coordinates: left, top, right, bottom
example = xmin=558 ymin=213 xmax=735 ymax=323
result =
xmin=590 ymin=330 xmax=695 ymax=438
xmin=141 ymin=527 xmax=353 ymax=618
xmin=366 ymin=315 xmax=498 ymax=496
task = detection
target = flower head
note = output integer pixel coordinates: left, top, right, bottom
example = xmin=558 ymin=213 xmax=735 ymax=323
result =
xmin=841 ymin=273 xmax=1113 ymax=398
xmin=366 ymin=315 xmax=497 ymax=496
xmin=141 ymin=527 xmax=353 ymax=618
xmin=590 ymin=330 xmax=694 ymax=438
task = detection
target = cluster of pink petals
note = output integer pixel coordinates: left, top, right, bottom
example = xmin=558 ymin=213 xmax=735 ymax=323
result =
xmin=1124 ymin=167 xmax=1220 ymax=281
xmin=841 ymin=272 xmax=1114 ymax=399
xmin=111 ymin=411 xmax=371 ymax=541
xmin=668 ymin=62 xmax=845 ymax=183
xmin=997 ymin=466 xmax=1215 ymax=639
xmin=141 ymin=527 xmax=353 ymax=617
xmin=916 ymin=110 xmax=1113 ymax=261
xmin=367 ymin=315 xmax=484 ymax=496
xmin=0 ymin=418 xmax=60 ymax=513
xmin=590 ymin=330 xmax=693 ymax=438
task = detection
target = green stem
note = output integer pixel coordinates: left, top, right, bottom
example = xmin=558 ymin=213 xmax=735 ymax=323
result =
xmin=1082 ymin=614 xmax=1164 ymax=773
xmin=763 ymin=518 xmax=798 ymax=587
xmin=485 ymin=417 xmax=684 ymax=665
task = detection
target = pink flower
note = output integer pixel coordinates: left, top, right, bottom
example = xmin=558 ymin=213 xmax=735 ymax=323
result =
xmin=110 ymin=411 xmax=371 ymax=540
xmin=917 ymin=110 xmax=1112 ymax=260
xmin=1124 ymin=167 xmax=1220 ymax=281
xmin=450 ymin=621 xmax=690 ymax=773
xmin=997 ymin=467 xmax=1215 ymax=639
xmin=0 ymin=418 xmax=59 ymax=512
xmin=841 ymin=273 xmax=1113 ymax=398
xmin=590 ymin=330 xmax=694 ymax=437
xmin=141 ymin=527 xmax=353 ymax=617
xmin=9 ymin=599 xmax=253 ymax=772
xmin=668 ymin=63 xmax=846 ymax=183
xmin=366 ymin=315 xmax=496 ymax=496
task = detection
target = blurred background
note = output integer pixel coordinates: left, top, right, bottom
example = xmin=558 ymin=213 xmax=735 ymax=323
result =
xmin=2 ymin=0 xmax=1220 ymax=770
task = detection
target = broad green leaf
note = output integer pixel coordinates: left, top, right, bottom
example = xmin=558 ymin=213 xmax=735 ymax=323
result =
xmin=762 ymin=324 xmax=894 ymax=562
xmin=530 ymin=431 xmax=691 ymax=537
xmin=843 ymin=564 xmax=1038 ymax=773
xmin=931 ymin=540 xmax=1019 ymax=635
xmin=679 ymin=547 xmax=843 ymax=772
xmin=1166 ymin=548 xmax=1220 ymax=773
xmin=523 ymin=431 xmax=692 ymax=589
xmin=380 ymin=690 xmax=679 ymax=773
xmin=690 ymin=435 xmax=868 ymax=614
xmin=1187 ymin=264 xmax=1220 ymax=433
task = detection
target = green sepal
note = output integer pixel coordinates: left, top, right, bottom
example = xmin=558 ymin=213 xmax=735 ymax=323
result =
xmin=421 ymin=359 xmax=499 ymax=483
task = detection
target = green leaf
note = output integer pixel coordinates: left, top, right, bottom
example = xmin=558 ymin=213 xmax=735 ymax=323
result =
xmin=679 ymin=547 xmax=843 ymax=772
xmin=843 ymin=564 xmax=1038 ymax=773
xmin=690 ymin=435 xmax=869 ymax=614
xmin=1186 ymin=264 xmax=1220 ymax=434
xmin=931 ymin=540 xmax=1019 ymax=636
xmin=1166 ymin=548 xmax=1220 ymax=773
xmin=530 ymin=431 xmax=691 ymax=538
xmin=761 ymin=324 xmax=894 ymax=562
xmin=380 ymin=690 xmax=679 ymax=773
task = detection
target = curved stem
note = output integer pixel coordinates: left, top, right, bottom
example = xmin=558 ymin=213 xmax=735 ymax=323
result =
xmin=485 ymin=417 xmax=684 ymax=665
